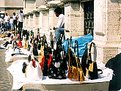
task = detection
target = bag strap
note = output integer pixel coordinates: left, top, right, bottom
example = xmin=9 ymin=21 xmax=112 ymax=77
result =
xmin=68 ymin=40 xmax=80 ymax=68
xmin=67 ymin=36 xmax=72 ymax=67
xmin=68 ymin=43 xmax=77 ymax=67
xmin=70 ymin=36 xmax=72 ymax=47
xmin=88 ymin=42 xmax=97 ymax=62
xmin=75 ymin=40 xmax=80 ymax=68
xmin=68 ymin=48 xmax=72 ymax=67
xmin=74 ymin=40 xmax=83 ymax=69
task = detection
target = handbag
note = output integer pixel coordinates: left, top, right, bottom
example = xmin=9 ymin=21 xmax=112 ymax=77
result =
xmin=48 ymin=45 xmax=67 ymax=79
xmin=22 ymin=62 xmax=27 ymax=73
xmin=24 ymin=40 xmax=28 ymax=49
xmin=17 ymin=39 xmax=22 ymax=48
xmin=86 ymin=42 xmax=103 ymax=80
xmin=68 ymin=40 xmax=85 ymax=81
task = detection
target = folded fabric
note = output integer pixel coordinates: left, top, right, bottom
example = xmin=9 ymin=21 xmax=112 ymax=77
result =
xmin=62 ymin=34 xmax=93 ymax=57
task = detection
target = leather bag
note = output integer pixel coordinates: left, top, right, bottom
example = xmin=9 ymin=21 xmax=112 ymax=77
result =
xmin=86 ymin=42 xmax=103 ymax=80
xmin=68 ymin=40 xmax=85 ymax=81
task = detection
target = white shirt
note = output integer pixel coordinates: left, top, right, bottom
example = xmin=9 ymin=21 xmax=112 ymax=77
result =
xmin=10 ymin=18 xmax=14 ymax=24
xmin=18 ymin=12 xmax=24 ymax=22
xmin=0 ymin=18 xmax=3 ymax=24
xmin=4 ymin=15 xmax=10 ymax=22
xmin=13 ymin=15 xmax=17 ymax=20
xmin=55 ymin=14 xmax=64 ymax=28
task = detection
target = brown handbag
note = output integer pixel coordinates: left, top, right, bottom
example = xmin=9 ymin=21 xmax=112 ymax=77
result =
xmin=68 ymin=48 xmax=73 ymax=79
xmin=68 ymin=48 xmax=85 ymax=81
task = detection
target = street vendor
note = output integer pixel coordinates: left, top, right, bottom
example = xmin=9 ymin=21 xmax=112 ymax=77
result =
xmin=53 ymin=7 xmax=65 ymax=43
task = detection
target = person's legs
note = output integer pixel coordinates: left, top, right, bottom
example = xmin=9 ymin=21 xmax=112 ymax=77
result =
xmin=59 ymin=28 xmax=65 ymax=41
xmin=55 ymin=28 xmax=61 ymax=42
xmin=10 ymin=23 xmax=13 ymax=31
xmin=18 ymin=22 xmax=23 ymax=39
xmin=55 ymin=28 xmax=65 ymax=41
xmin=13 ymin=20 xmax=17 ymax=31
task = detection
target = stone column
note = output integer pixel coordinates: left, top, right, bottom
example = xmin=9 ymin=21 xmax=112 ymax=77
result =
xmin=35 ymin=12 xmax=40 ymax=29
xmin=64 ymin=2 xmax=83 ymax=38
xmin=39 ymin=11 xmax=43 ymax=34
xmin=28 ymin=15 xmax=31 ymax=31
xmin=28 ymin=13 xmax=34 ymax=31
xmin=94 ymin=0 xmax=120 ymax=63
xmin=39 ymin=10 xmax=49 ymax=33
xmin=25 ymin=15 xmax=29 ymax=30
xmin=23 ymin=0 xmax=36 ymax=14
xmin=32 ymin=11 xmax=40 ymax=36
xmin=47 ymin=0 xmax=62 ymax=42
xmin=118 ymin=3 xmax=121 ymax=52
xmin=33 ymin=12 xmax=36 ymax=29
xmin=42 ymin=10 xmax=49 ymax=40
xmin=23 ymin=15 xmax=30 ymax=30
xmin=23 ymin=15 xmax=27 ymax=30
xmin=48 ymin=7 xmax=57 ymax=33
xmin=35 ymin=0 xmax=47 ymax=7
xmin=38 ymin=6 xmax=49 ymax=36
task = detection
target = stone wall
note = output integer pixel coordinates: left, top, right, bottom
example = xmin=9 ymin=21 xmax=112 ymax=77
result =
xmin=0 ymin=0 xmax=5 ymax=7
xmin=23 ymin=0 xmax=121 ymax=63
xmin=0 ymin=0 xmax=23 ymax=15
xmin=65 ymin=2 xmax=83 ymax=38
xmin=94 ymin=0 xmax=121 ymax=63
xmin=5 ymin=0 xmax=23 ymax=7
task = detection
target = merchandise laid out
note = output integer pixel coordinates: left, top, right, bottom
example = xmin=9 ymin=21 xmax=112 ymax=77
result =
xmin=0 ymin=31 xmax=113 ymax=90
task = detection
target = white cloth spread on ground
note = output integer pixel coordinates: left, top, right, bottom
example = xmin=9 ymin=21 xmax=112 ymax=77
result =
xmin=4 ymin=38 xmax=113 ymax=90
xmin=5 ymin=48 xmax=30 ymax=62
xmin=7 ymin=59 xmax=43 ymax=89
xmin=26 ymin=61 xmax=43 ymax=81
xmin=7 ymin=58 xmax=113 ymax=90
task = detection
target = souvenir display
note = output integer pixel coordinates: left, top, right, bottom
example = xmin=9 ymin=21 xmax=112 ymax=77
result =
xmin=68 ymin=40 xmax=85 ymax=81
xmin=32 ymin=43 xmax=38 ymax=56
xmin=17 ymin=39 xmax=22 ymax=48
xmin=48 ymin=43 xmax=67 ymax=79
xmin=86 ymin=42 xmax=103 ymax=80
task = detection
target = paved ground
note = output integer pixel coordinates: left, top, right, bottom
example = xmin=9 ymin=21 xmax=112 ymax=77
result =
xmin=0 ymin=40 xmax=13 ymax=91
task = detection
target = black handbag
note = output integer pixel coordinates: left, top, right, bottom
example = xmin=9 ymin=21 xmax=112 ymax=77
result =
xmin=48 ymin=45 xmax=67 ymax=79
xmin=22 ymin=62 xmax=27 ymax=73
xmin=33 ymin=43 xmax=38 ymax=56
xmin=86 ymin=42 xmax=103 ymax=80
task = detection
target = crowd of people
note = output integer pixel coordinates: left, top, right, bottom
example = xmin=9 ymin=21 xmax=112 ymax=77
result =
xmin=0 ymin=9 xmax=24 ymax=34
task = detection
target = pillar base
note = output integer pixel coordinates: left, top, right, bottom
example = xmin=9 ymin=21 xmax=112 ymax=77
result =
xmin=95 ymin=41 xmax=119 ymax=64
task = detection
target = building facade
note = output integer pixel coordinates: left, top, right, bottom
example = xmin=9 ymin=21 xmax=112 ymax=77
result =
xmin=23 ymin=0 xmax=121 ymax=64
xmin=0 ymin=0 xmax=23 ymax=16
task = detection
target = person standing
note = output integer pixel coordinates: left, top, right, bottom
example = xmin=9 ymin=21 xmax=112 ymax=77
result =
xmin=12 ymin=12 xmax=18 ymax=31
xmin=53 ymin=7 xmax=65 ymax=43
xmin=17 ymin=10 xmax=24 ymax=39
xmin=4 ymin=13 xmax=10 ymax=31
xmin=9 ymin=17 xmax=14 ymax=31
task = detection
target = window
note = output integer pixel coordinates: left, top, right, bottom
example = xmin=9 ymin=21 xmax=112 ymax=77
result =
xmin=84 ymin=1 xmax=94 ymax=36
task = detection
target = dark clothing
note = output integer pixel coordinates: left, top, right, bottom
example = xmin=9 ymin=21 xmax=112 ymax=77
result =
xmin=18 ymin=22 xmax=23 ymax=29
xmin=13 ymin=20 xmax=17 ymax=30
xmin=106 ymin=53 xmax=121 ymax=91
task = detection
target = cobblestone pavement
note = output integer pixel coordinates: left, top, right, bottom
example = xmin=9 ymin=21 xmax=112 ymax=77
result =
xmin=0 ymin=40 xmax=13 ymax=91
